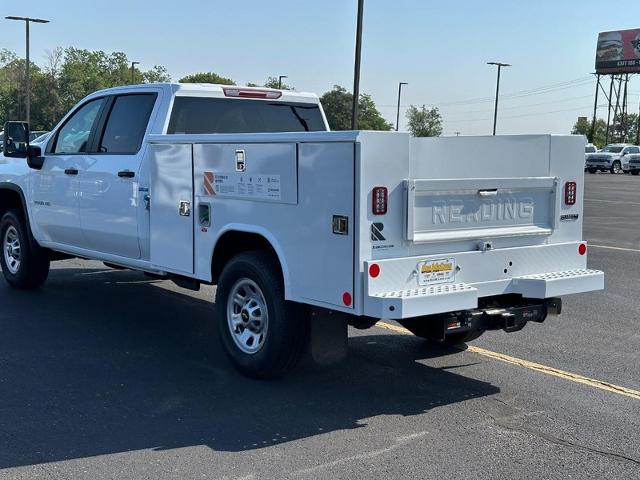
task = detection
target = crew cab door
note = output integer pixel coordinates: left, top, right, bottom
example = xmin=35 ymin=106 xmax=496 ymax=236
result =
xmin=31 ymin=97 xmax=106 ymax=246
xmin=77 ymin=93 xmax=157 ymax=259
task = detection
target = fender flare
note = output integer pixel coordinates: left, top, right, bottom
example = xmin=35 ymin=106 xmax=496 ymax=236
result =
xmin=212 ymin=223 xmax=292 ymax=298
xmin=0 ymin=182 xmax=38 ymax=245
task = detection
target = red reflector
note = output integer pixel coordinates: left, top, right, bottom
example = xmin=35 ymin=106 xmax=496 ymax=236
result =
xmin=578 ymin=243 xmax=587 ymax=255
xmin=369 ymin=263 xmax=380 ymax=278
xmin=372 ymin=187 xmax=388 ymax=215
xmin=223 ymin=87 xmax=282 ymax=99
xmin=342 ymin=292 xmax=352 ymax=306
xmin=564 ymin=181 xmax=577 ymax=205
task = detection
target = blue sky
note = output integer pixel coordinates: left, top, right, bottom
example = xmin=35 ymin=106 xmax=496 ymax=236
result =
xmin=2 ymin=0 xmax=639 ymax=134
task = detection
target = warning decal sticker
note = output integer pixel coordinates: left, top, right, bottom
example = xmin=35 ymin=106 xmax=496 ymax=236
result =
xmin=203 ymin=172 xmax=281 ymax=201
xmin=203 ymin=172 xmax=216 ymax=195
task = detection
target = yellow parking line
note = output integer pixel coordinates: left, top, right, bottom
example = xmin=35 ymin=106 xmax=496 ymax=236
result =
xmin=376 ymin=321 xmax=640 ymax=401
xmin=590 ymin=244 xmax=640 ymax=253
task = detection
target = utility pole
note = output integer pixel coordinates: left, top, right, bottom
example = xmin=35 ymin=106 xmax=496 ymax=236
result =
xmin=5 ymin=16 xmax=50 ymax=124
xmin=637 ymin=96 xmax=640 ymax=146
xmin=590 ymin=73 xmax=600 ymax=144
xmin=130 ymin=61 xmax=140 ymax=84
xmin=278 ymin=75 xmax=287 ymax=89
xmin=396 ymin=82 xmax=408 ymax=131
xmin=487 ymin=61 xmax=511 ymax=135
xmin=351 ymin=0 xmax=364 ymax=130
xmin=605 ymin=76 xmax=614 ymax=144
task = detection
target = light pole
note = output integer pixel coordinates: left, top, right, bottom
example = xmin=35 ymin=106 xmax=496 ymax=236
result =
xmin=351 ymin=0 xmax=364 ymax=130
xmin=487 ymin=61 xmax=511 ymax=135
xmin=278 ymin=75 xmax=287 ymax=89
xmin=5 ymin=16 xmax=50 ymax=125
xmin=130 ymin=61 xmax=140 ymax=84
xmin=396 ymin=82 xmax=408 ymax=131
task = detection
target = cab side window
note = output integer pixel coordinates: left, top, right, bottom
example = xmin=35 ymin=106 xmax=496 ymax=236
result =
xmin=98 ymin=94 xmax=156 ymax=154
xmin=627 ymin=147 xmax=639 ymax=154
xmin=53 ymin=98 xmax=104 ymax=154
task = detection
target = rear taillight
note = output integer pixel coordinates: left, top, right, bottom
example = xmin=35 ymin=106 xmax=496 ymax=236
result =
xmin=564 ymin=181 xmax=577 ymax=205
xmin=223 ymin=87 xmax=282 ymax=99
xmin=372 ymin=187 xmax=388 ymax=215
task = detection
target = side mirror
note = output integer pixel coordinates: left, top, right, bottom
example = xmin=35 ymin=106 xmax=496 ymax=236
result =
xmin=26 ymin=145 xmax=44 ymax=170
xmin=2 ymin=121 xmax=44 ymax=169
xmin=3 ymin=121 xmax=30 ymax=158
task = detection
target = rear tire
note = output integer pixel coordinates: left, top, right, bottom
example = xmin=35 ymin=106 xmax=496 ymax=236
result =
xmin=214 ymin=251 xmax=309 ymax=379
xmin=0 ymin=209 xmax=49 ymax=289
xmin=398 ymin=318 xmax=484 ymax=346
xmin=632 ymin=171 xmax=639 ymax=176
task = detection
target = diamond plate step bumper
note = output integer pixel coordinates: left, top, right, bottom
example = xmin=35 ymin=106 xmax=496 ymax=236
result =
xmin=367 ymin=283 xmax=478 ymax=319
xmin=511 ymin=269 xmax=604 ymax=298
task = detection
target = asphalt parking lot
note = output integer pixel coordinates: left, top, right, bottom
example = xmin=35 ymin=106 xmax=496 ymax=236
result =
xmin=1 ymin=174 xmax=639 ymax=480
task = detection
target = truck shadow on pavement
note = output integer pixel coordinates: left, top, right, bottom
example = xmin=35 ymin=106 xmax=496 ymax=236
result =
xmin=0 ymin=266 xmax=499 ymax=468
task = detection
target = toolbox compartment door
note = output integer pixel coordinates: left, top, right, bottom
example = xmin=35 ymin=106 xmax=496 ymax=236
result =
xmin=149 ymin=143 xmax=194 ymax=274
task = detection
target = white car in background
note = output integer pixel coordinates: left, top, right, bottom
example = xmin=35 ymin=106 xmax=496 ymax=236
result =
xmin=584 ymin=143 xmax=597 ymax=171
xmin=585 ymin=143 xmax=639 ymax=174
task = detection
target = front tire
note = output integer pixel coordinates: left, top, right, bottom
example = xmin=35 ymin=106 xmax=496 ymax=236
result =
xmin=215 ymin=251 xmax=309 ymax=379
xmin=587 ymin=168 xmax=597 ymax=174
xmin=0 ymin=209 xmax=49 ymax=289
xmin=632 ymin=171 xmax=639 ymax=176
xmin=611 ymin=160 xmax=621 ymax=174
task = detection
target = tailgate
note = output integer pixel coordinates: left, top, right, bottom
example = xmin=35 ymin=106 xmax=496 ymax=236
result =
xmin=405 ymin=177 xmax=558 ymax=243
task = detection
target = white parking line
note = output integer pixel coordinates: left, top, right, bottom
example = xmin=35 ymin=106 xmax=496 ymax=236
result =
xmin=590 ymin=244 xmax=640 ymax=253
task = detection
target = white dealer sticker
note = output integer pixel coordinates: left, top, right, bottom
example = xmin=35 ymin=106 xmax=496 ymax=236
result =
xmin=417 ymin=258 xmax=456 ymax=286
xmin=207 ymin=172 xmax=281 ymax=201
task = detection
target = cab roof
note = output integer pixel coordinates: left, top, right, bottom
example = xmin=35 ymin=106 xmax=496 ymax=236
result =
xmin=86 ymin=83 xmax=321 ymax=104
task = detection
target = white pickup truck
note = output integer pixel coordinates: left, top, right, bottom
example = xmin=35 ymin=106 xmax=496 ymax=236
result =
xmin=1 ymin=83 xmax=604 ymax=378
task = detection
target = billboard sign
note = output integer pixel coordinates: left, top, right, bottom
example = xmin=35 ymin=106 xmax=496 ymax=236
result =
xmin=595 ymin=28 xmax=640 ymax=74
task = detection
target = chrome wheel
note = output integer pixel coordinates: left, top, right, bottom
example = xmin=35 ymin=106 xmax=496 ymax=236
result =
xmin=612 ymin=161 xmax=621 ymax=174
xmin=226 ymin=278 xmax=269 ymax=355
xmin=3 ymin=225 xmax=21 ymax=275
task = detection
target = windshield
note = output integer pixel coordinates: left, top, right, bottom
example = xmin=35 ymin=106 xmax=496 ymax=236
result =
xmin=167 ymin=97 xmax=327 ymax=134
xmin=602 ymin=145 xmax=624 ymax=153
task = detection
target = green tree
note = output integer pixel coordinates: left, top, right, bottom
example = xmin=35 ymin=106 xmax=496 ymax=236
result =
xmin=320 ymin=85 xmax=392 ymax=131
xmin=142 ymin=65 xmax=171 ymax=84
xmin=263 ymin=76 xmax=293 ymax=90
xmin=405 ymin=105 xmax=443 ymax=137
xmin=179 ymin=72 xmax=235 ymax=85
xmin=0 ymin=47 xmax=171 ymax=130
xmin=572 ymin=117 xmax=611 ymax=148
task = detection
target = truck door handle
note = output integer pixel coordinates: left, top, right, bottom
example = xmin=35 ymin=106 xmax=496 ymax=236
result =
xmin=118 ymin=170 xmax=135 ymax=178
xmin=64 ymin=168 xmax=78 ymax=175
xmin=478 ymin=189 xmax=498 ymax=196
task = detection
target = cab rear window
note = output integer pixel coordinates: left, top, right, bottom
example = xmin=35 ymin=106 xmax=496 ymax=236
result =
xmin=167 ymin=97 xmax=327 ymax=134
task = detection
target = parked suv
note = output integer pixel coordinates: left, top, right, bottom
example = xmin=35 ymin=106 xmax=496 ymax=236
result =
xmin=628 ymin=151 xmax=640 ymax=175
xmin=585 ymin=144 xmax=639 ymax=174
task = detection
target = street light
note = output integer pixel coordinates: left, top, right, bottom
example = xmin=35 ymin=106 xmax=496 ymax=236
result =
xmin=487 ymin=61 xmax=511 ymax=136
xmin=130 ymin=61 xmax=140 ymax=84
xmin=351 ymin=0 xmax=364 ymax=130
xmin=396 ymin=82 xmax=408 ymax=131
xmin=278 ymin=75 xmax=287 ymax=89
xmin=5 ymin=16 xmax=50 ymax=125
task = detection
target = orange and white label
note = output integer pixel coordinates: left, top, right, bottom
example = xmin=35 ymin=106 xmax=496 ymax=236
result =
xmin=203 ymin=171 xmax=216 ymax=196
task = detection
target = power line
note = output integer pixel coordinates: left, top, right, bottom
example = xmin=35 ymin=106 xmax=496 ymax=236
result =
xmin=444 ymin=103 xmax=609 ymax=124
xmin=379 ymin=76 xmax=595 ymax=109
